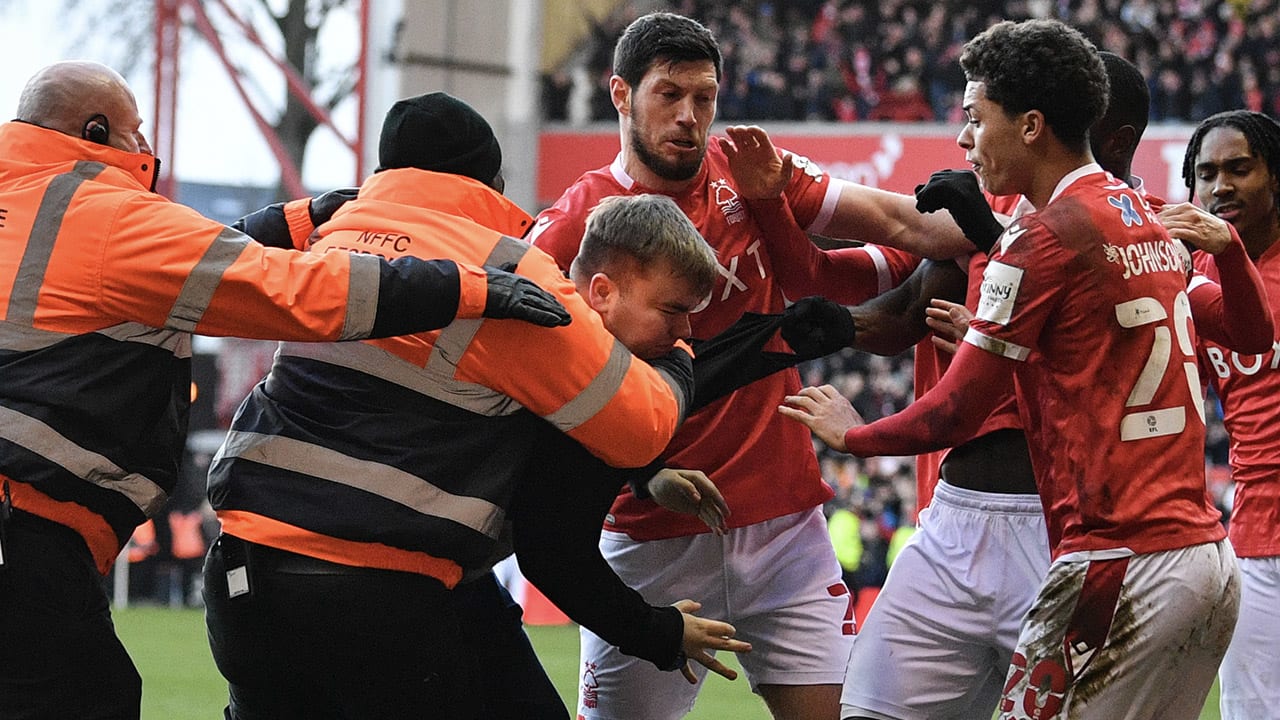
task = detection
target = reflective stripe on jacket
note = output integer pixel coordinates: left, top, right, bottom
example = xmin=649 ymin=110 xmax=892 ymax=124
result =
xmin=0 ymin=121 xmax=453 ymax=573
xmin=208 ymin=169 xmax=689 ymax=586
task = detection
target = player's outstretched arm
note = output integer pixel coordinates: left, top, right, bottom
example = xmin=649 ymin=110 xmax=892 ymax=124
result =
xmin=851 ymin=259 xmax=967 ymax=356
xmin=778 ymin=384 xmax=863 ymax=452
xmin=721 ymin=125 xmax=921 ymax=305
xmin=822 ymin=179 xmax=976 ymax=260
xmin=781 ymin=342 xmax=1011 ymax=457
xmin=672 ymin=599 xmax=753 ymax=684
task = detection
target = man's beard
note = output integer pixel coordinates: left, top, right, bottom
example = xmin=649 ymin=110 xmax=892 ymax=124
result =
xmin=629 ymin=127 xmax=704 ymax=182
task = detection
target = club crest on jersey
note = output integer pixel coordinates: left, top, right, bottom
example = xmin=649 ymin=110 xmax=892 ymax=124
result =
xmin=580 ymin=661 xmax=600 ymax=709
xmin=711 ymin=179 xmax=748 ymax=225
xmin=977 ymin=260 xmax=1023 ymax=325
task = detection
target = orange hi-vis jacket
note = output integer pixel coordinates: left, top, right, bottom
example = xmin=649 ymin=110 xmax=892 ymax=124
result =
xmin=0 ymin=122 xmax=487 ymax=574
xmin=208 ymin=169 xmax=691 ymax=588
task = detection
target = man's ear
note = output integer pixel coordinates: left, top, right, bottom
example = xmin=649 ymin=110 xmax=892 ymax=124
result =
xmin=1110 ymin=125 xmax=1138 ymax=159
xmin=586 ymin=272 xmax=618 ymax=315
xmin=610 ymin=75 xmax=631 ymax=118
xmin=1020 ymin=109 xmax=1045 ymax=146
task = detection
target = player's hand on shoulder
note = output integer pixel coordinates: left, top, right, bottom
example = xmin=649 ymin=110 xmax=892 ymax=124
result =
xmin=671 ymin=599 xmax=752 ymax=684
xmin=718 ymin=125 xmax=793 ymax=200
xmin=1157 ymin=201 xmax=1231 ymax=256
xmin=778 ymin=384 xmax=860 ymax=452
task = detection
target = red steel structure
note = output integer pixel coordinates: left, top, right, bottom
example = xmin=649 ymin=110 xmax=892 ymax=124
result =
xmin=151 ymin=0 xmax=370 ymax=199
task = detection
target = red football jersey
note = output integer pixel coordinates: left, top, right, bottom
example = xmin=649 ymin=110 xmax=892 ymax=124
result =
xmin=533 ymin=142 xmax=917 ymax=539
xmin=1195 ymin=241 xmax=1280 ymax=557
xmin=913 ymin=250 xmax=1024 ymax=511
xmin=913 ymin=192 xmax=1027 ymax=511
xmin=967 ymin=165 xmax=1225 ymax=557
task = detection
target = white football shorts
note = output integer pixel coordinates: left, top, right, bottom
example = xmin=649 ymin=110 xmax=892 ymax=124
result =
xmin=576 ymin=507 xmax=852 ymax=720
xmin=1218 ymin=554 xmax=1280 ymax=720
xmin=998 ymin=539 xmax=1238 ymax=720
xmin=841 ymin=481 xmax=1048 ymax=720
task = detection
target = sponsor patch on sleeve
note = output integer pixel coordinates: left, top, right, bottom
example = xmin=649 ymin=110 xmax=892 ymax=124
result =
xmin=976 ymin=260 xmax=1023 ymax=325
xmin=788 ymin=153 xmax=825 ymax=179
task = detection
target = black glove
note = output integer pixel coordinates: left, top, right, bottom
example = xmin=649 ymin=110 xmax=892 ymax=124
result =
xmin=781 ymin=296 xmax=855 ymax=358
xmin=307 ymin=187 xmax=359 ymax=226
xmin=914 ymin=170 xmax=1004 ymax=254
xmin=483 ymin=265 xmax=572 ymax=327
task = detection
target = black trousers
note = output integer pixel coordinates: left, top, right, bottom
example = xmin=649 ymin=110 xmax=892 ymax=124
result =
xmin=0 ymin=510 xmax=141 ymax=720
xmin=203 ymin=534 xmax=568 ymax=720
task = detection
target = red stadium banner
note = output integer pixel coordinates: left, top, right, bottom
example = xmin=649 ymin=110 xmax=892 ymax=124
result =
xmin=536 ymin=124 xmax=1198 ymax=210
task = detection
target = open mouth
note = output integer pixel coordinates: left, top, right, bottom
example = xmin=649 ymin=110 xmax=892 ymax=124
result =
xmin=1211 ymin=204 xmax=1240 ymax=221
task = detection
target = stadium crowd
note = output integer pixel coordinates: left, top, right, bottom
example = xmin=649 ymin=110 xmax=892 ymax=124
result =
xmin=544 ymin=0 xmax=1280 ymax=125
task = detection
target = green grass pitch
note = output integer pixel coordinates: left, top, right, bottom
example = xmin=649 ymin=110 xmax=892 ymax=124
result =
xmin=114 ymin=606 xmax=1220 ymax=719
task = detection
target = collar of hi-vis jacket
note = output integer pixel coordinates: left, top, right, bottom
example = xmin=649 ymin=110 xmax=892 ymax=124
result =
xmin=355 ymin=168 xmax=533 ymax=239
xmin=0 ymin=120 xmax=160 ymax=191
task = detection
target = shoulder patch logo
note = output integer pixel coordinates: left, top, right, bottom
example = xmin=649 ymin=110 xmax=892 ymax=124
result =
xmin=999 ymin=223 xmax=1027 ymax=254
xmin=976 ymin=260 xmax=1023 ymax=325
xmin=788 ymin=153 xmax=825 ymax=180
xmin=1107 ymin=194 xmax=1144 ymax=227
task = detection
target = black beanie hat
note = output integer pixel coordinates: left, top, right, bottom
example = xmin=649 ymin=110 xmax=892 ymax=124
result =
xmin=377 ymin=92 xmax=502 ymax=185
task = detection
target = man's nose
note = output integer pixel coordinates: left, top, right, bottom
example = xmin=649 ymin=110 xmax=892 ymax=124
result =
xmin=674 ymin=98 xmax=697 ymax=127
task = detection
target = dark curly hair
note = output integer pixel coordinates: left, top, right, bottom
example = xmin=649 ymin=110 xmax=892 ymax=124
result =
xmin=960 ymin=19 xmax=1108 ymax=151
xmin=612 ymin=12 xmax=722 ymax=89
xmin=1181 ymin=110 xmax=1280 ymax=215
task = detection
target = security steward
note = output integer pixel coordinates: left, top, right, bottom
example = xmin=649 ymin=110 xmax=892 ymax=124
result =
xmin=202 ymin=92 xmax=695 ymax=719
xmin=0 ymin=62 xmax=569 ymax=720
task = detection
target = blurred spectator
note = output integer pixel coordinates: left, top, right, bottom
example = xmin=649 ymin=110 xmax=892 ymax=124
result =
xmin=826 ymin=504 xmax=864 ymax=591
xmin=543 ymin=0 xmax=1280 ymax=125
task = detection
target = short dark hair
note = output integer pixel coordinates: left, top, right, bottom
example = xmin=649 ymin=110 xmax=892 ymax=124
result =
xmin=1095 ymin=51 xmax=1149 ymax=141
xmin=960 ymin=19 xmax=1108 ymax=151
xmin=612 ymin=12 xmax=722 ymax=89
xmin=1181 ymin=110 xmax=1280 ymax=212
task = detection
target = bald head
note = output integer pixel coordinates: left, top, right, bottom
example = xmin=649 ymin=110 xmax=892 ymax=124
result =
xmin=16 ymin=61 xmax=150 ymax=154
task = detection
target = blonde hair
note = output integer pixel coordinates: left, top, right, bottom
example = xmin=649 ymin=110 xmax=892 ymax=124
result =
xmin=571 ymin=194 xmax=717 ymax=296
